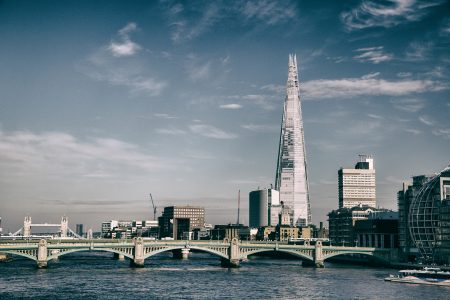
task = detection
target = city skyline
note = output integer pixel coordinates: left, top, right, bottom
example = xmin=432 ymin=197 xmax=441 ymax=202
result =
xmin=1 ymin=1 xmax=449 ymax=231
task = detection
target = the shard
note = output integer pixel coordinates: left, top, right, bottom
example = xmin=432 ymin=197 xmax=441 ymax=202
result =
xmin=275 ymin=54 xmax=311 ymax=227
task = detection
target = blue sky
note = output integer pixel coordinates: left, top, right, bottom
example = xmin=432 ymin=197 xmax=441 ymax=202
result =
xmin=0 ymin=0 xmax=449 ymax=231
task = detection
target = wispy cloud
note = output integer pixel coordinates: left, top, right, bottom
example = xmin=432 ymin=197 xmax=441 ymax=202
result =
xmin=189 ymin=124 xmax=237 ymax=139
xmin=167 ymin=2 xmax=220 ymax=43
xmin=405 ymin=41 xmax=433 ymax=61
xmin=404 ymin=128 xmax=421 ymax=135
xmin=241 ymin=0 xmax=296 ymax=25
xmin=0 ymin=130 xmax=170 ymax=179
xmin=219 ymin=104 xmax=242 ymax=110
xmin=301 ymin=75 xmax=448 ymax=99
xmin=108 ymin=23 xmax=141 ymax=57
xmin=77 ymin=23 xmax=167 ymax=97
xmin=241 ymin=124 xmax=279 ymax=132
xmin=155 ymin=128 xmax=186 ymax=135
xmin=391 ymin=98 xmax=425 ymax=112
xmin=432 ymin=128 xmax=450 ymax=139
xmin=419 ymin=115 xmax=434 ymax=126
xmin=153 ymin=113 xmax=178 ymax=119
xmin=341 ymin=0 xmax=445 ymax=31
xmin=185 ymin=54 xmax=212 ymax=81
xmin=353 ymin=46 xmax=393 ymax=64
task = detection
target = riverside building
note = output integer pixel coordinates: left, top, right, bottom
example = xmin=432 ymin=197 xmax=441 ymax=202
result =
xmin=275 ymin=54 xmax=311 ymax=227
xmin=338 ymin=155 xmax=376 ymax=209
xmin=159 ymin=206 xmax=205 ymax=240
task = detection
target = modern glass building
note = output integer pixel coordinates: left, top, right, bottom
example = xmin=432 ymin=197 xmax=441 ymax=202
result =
xmin=409 ymin=166 xmax=450 ymax=263
xmin=275 ymin=54 xmax=311 ymax=227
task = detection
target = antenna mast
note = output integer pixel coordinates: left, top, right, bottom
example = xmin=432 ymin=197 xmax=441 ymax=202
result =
xmin=237 ymin=189 xmax=240 ymax=225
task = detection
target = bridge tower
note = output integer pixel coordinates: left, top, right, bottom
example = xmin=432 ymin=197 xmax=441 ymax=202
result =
xmin=131 ymin=237 xmax=145 ymax=267
xmin=60 ymin=216 xmax=68 ymax=238
xmin=23 ymin=216 xmax=32 ymax=237
xmin=314 ymin=240 xmax=324 ymax=268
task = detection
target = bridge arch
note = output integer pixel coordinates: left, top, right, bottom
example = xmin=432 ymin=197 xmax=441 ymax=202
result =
xmin=2 ymin=250 xmax=38 ymax=262
xmin=143 ymin=246 xmax=228 ymax=260
xmin=244 ymin=249 xmax=314 ymax=262
xmin=47 ymin=248 xmax=134 ymax=261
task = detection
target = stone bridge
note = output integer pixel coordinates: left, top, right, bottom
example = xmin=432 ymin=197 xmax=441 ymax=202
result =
xmin=0 ymin=238 xmax=398 ymax=268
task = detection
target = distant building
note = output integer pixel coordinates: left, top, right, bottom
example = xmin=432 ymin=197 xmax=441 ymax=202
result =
xmin=0 ymin=217 xmax=2 ymax=236
xmin=339 ymin=155 xmax=376 ymax=209
xmin=101 ymin=220 xmax=158 ymax=239
xmin=76 ymin=224 xmax=83 ymax=237
xmin=211 ymin=224 xmax=250 ymax=241
xmin=278 ymin=226 xmax=299 ymax=242
xmin=249 ymin=188 xmax=279 ymax=227
xmin=159 ymin=206 xmax=205 ymax=240
xmin=328 ymin=205 xmax=393 ymax=246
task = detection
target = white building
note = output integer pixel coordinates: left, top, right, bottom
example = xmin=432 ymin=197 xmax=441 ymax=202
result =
xmin=338 ymin=155 xmax=376 ymax=209
xmin=275 ymin=54 xmax=311 ymax=227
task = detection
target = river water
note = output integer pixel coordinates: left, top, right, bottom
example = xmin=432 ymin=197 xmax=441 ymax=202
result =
xmin=0 ymin=252 xmax=448 ymax=299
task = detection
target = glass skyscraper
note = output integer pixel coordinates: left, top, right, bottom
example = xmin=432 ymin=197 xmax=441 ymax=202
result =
xmin=275 ymin=54 xmax=311 ymax=226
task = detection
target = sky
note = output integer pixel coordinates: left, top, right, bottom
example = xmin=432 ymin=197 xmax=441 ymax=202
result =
xmin=0 ymin=0 xmax=449 ymax=232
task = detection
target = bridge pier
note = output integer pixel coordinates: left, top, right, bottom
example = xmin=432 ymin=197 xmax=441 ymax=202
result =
xmin=37 ymin=239 xmax=48 ymax=269
xmin=131 ymin=237 xmax=145 ymax=267
xmin=221 ymin=238 xmax=241 ymax=268
xmin=313 ymin=240 xmax=325 ymax=268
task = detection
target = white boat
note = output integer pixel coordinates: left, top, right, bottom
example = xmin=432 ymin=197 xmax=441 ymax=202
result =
xmin=385 ymin=267 xmax=450 ymax=286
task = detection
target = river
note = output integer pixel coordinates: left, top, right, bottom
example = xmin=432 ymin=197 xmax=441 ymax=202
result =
xmin=0 ymin=252 xmax=448 ymax=299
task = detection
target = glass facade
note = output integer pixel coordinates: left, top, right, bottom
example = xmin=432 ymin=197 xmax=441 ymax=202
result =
xmin=275 ymin=54 xmax=310 ymax=226
xmin=409 ymin=167 xmax=450 ymax=263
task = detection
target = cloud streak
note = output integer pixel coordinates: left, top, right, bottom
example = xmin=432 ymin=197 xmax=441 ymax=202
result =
xmin=189 ymin=124 xmax=237 ymax=139
xmin=301 ymin=75 xmax=447 ymax=99
xmin=0 ymin=130 xmax=170 ymax=179
xmin=341 ymin=0 xmax=445 ymax=31
xmin=353 ymin=46 xmax=393 ymax=64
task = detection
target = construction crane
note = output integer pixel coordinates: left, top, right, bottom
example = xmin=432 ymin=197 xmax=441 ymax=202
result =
xmin=149 ymin=193 xmax=157 ymax=221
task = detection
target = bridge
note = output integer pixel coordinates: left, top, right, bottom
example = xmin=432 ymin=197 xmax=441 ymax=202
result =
xmin=0 ymin=238 xmax=398 ymax=268
xmin=9 ymin=216 xmax=82 ymax=239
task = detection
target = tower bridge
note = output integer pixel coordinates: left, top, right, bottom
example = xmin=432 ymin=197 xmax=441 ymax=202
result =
xmin=0 ymin=238 xmax=398 ymax=269
xmin=9 ymin=216 xmax=83 ymax=239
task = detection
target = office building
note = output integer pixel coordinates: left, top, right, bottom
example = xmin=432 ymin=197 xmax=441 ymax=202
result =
xmin=275 ymin=54 xmax=311 ymax=227
xmin=159 ymin=206 xmax=205 ymax=240
xmin=76 ymin=224 xmax=83 ymax=237
xmin=354 ymin=212 xmax=399 ymax=248
xmin=409 ymin=166 xmax=450 ymax=264
xmin=338 ymin=155 xmax=376 ymax=209
xmin=328 ymin=205 xmax=393 ymax=246
xmin=249 ymin=188 xmax=279 ymax=227
xmin=101 ymin=220 xmax=158 ymax=239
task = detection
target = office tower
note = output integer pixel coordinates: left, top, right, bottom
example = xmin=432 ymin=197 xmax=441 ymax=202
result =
xmin=76 ymin=224 xmax=84 ymax=237
xmin=275 ymin=54 xmax=311 ymax=227
xmin=338 ymin=155 xmax=376 ymax=209
xmin=249 ymin=188 xmax=279 ymax=227
xmin=159 ymin=206 xmax=205 ymax=240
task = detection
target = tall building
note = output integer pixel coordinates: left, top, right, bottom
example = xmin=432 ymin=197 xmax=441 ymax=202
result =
xmin=249 ymin=188 xmax=279 ymax=227
xmin=275 ymin=54 xmax=311 ymax=227
xmin=338 ymin=155 xmax=376 ymax=209
xmin=159 ymin=206 xmax=205 ymax=240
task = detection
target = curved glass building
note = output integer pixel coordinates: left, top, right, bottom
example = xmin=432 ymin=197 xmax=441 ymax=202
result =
xmin=409 ymin=166 xmax=450 ymax=263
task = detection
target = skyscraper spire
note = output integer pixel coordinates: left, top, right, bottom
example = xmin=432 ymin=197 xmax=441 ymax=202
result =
xmin=275 ymin=54 xmax=311 ymax=226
